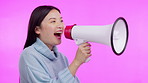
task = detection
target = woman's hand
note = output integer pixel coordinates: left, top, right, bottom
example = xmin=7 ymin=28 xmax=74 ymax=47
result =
xmin=74 ymin=42 xmax=92 ymax=66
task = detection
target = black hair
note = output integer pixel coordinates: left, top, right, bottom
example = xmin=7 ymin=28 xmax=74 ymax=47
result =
xmin=23 ymin=5 xmax=61 ymax=49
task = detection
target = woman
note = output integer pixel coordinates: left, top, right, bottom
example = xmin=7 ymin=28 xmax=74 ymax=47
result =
xmin=19 ymin=5 xmax=92 ymax=83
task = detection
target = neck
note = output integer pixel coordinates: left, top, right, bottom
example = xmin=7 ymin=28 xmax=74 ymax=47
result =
xmin=47 ymin=45 xmax=54 ymax=51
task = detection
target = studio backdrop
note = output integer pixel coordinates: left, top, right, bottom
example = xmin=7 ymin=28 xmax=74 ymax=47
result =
xmin=0 ymin=0 xmax=148 ymax=83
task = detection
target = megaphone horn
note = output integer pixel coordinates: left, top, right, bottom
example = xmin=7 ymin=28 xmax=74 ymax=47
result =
xmin=64 ymin=17 xmax=129 ymax=56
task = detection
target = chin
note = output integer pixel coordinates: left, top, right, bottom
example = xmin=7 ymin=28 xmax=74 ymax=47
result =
xmin=56 ymin=41 xmax=62 ymax=45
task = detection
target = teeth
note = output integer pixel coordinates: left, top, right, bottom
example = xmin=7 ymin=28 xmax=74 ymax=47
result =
xmin=55 ymin=32 xmax=62 ymax=33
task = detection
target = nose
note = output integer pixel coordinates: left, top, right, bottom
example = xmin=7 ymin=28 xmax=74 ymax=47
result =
xmin=57 ymin=22 xmax=64 ymax=30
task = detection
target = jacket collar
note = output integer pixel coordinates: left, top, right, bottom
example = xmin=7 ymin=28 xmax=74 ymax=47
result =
xmin=33 ymin=38 xmax=59 ymax=61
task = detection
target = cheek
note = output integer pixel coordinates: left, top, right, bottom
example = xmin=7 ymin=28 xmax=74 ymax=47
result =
xmin=40 ymin=24 xmax=56 ymax=36
xmin=48 ymin=26 xmax=55 ymax=33
xmin=45 ymin=27 xmax=55 ymax=37
xmin=44 ymin=29 xmax=52 ymax=36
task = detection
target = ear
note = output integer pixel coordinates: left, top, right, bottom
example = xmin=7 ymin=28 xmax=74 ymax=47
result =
xmin=35 ymin=26 xmax=41 ymax=35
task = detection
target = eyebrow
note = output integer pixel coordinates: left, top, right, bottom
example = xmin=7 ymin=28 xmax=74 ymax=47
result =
xmin=49 ymin=17 xmax=63 ymax=20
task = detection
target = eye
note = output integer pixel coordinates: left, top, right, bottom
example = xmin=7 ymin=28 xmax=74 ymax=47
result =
xmin=61 ymin=20 xmax=64 ymax=22
xmin=50 ymin=21 xmax=56 ymax=23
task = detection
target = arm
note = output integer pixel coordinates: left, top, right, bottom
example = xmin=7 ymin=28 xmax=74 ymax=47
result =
xmin=68 ymin=42 xmax=92 ymax=76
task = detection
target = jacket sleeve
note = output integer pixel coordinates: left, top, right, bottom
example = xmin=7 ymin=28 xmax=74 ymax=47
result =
xmin=19 ymin=53 xmax=80 ymax=83
xmin=60 ymin=55 xmax=80 ymax=83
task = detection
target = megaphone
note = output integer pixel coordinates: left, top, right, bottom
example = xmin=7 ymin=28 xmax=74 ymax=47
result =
xmin=64 ymin=17 xmax=128 ymax=60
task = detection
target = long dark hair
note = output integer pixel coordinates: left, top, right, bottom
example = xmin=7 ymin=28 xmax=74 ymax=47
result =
xmin=24 ymin=5 xmax=61 ymax=49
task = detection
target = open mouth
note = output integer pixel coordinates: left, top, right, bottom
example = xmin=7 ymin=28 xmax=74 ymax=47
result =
xmin=54 ymin=32 xmax=62 ymax=39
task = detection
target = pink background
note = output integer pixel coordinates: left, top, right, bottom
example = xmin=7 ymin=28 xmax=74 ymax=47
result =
xmin=0 ymin=0 xmax=148 ymax=83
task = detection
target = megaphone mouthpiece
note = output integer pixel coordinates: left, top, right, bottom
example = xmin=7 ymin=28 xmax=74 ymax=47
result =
xmin=64 ymin=24 xmax=76 ymax=40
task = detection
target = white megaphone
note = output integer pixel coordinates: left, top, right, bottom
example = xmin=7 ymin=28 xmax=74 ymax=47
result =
xmin=64 ymin=17 xmax=128 ymax=62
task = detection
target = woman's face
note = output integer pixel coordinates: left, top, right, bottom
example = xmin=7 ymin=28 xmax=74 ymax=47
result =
xmin=35 ymin=9 xmax=64 ymax=50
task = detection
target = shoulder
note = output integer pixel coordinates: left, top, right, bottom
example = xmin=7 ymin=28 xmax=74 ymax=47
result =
xmin=22 ymin=46 xmax=35 ymax=54
xmin=21 ymin=45 xmax=37 ymax=58
xmin=20 ymin=45 xmax=41 ymax=65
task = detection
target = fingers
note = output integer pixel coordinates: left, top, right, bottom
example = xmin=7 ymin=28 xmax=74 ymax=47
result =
xmin=84 ymin=50 xmax=91 ymax=55
xmin=79 ymin=42 xmax=92 ymax=57
xmin=80 ymin=42 xmax=91 ymax=47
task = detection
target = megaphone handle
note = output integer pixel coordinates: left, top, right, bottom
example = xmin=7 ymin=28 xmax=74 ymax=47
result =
xmin=74 ymin=39 xmax=91 ymax=63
